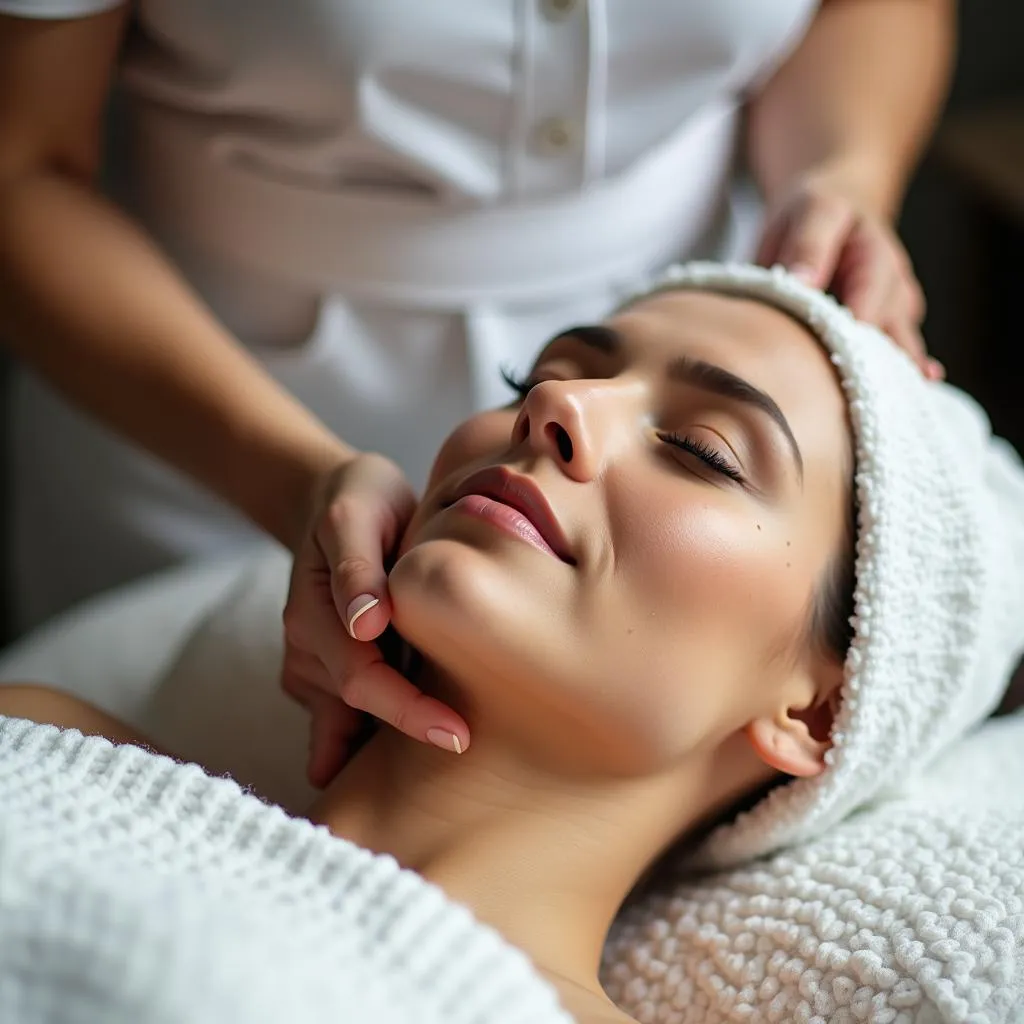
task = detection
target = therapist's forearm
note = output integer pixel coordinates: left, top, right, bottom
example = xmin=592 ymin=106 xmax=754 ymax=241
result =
xmin=747 ymin=0 xmax=956 ymax=219
xmin=0 ymin=172 xmax=352 ymax=550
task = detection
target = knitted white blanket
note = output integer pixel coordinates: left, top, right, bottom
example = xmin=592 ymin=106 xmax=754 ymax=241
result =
xmin=1 ymin=708 xmax=1022 ymax=1023
xmin=0 ymin=715 xmax=573 ymax=1024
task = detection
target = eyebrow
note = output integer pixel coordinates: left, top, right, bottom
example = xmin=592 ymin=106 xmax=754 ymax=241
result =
xmin=549 ymin=324 xmax=804 ymax=479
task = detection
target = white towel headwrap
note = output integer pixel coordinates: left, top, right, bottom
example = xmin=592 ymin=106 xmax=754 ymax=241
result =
xmin=623 ymin=262 xmax=1024 ymax=869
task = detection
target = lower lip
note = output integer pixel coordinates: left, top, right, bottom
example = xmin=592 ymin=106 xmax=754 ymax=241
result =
xmin=449 ymin=494 xmax=561 ymax=561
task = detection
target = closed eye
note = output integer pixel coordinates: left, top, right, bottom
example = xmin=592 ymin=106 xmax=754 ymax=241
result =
xmin=657 ymin=431 xmax=744 ymax=483
xmin=501 ymin=366 xmax=534 ymax=400
xmin=505 ymin=366 xmax=745 ymax=484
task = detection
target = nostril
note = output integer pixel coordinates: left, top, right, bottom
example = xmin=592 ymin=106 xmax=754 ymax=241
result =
xmin=546 ymin=423 xmax=574 ymax=462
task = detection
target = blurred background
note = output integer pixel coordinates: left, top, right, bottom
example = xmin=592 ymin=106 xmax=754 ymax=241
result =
xmin=903 ymin=0 xmax=1024 ymax=452
xmin=1 ymin=2 xmax=1023 ymax=646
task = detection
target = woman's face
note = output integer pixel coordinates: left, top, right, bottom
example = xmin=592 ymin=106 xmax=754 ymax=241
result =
xmin=390 ymin=290 xmax=851 ymax=777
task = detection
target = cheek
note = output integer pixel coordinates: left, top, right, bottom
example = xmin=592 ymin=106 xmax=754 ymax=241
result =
xmin=573 ymin=481 xmax=817 ymax=758
xmin=423 ymin=410 xmax=515 ymax=493
xmin=400 ymin=410 xmax=515 ymax=556
xmin=613 ymin=484 xmax=797 ymax=626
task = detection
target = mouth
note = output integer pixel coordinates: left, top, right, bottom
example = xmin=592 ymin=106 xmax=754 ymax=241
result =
xmin=443 ymin=466 xmax=576 ymax=565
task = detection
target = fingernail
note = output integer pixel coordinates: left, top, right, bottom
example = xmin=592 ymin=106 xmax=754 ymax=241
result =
xmin=789 ymin=263 xmax=818 ymax=285
xmin=426 ymin=728 xmax=464 ymax=754
xmin=927 ymin=359 xmax=946 ymax=381
xmin=346 ymin=594 xmax=379 ymax=638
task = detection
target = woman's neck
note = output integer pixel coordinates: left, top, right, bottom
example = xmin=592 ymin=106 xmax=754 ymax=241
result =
xmin=308 ymin=728 xmax=644 ymax=981
xmin=306 ymin=725 xmax=755 ymax=1022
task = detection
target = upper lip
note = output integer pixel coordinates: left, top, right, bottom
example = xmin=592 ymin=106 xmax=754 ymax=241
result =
xmin=448 ymin=466 xmax=576 ymax=564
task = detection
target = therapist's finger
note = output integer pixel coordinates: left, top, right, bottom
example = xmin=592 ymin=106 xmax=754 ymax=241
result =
xmin=832 ymin=228 xmax=892 ymax=325
xmin=883 ymin=315 xmax=930 ymax=375
xmin=285 ymin=587 xmax=472 ymax=755
xmin=317 ymin=494 xmax=394 ymax=643
xmin=316 ymin=454 xmax=417 ymax=644
xmin=338 ymin=657 xmax=470 ymax=755
xmin=282 ymin=648 xmax=365 ymax=785
xmin=283 ymin=559 xmax=355 ymax=683
xmin=776 ymin=195 xmax=855 ymax=290
xmin=306 ymin=693 xmax=363 ymax=786
xmin=281 ymin=645 xmax=334 ymax=698
xmin=305 ymin=688 xmax=364 ymax=785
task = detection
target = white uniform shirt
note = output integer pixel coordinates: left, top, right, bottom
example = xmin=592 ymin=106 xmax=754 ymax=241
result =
xmin=4 ymin=0 xmax=819 ymax=626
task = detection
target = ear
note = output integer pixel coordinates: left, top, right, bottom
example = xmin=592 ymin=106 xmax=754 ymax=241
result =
xmin=745 ymin=660 xmax=844 ymax=779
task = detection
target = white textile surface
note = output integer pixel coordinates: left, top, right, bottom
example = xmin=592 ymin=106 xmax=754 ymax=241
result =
xmin=1 ymin=550 xmax=1023 ymax=1022
xmin=0 ymin=554 xmax=257 ymax=721
xmin=0 ymin=716 xmax=572 ymax=1024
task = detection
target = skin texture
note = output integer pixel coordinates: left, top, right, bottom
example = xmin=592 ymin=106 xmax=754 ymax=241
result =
xmin=0 ymin=288 xmax=856 ymax=1023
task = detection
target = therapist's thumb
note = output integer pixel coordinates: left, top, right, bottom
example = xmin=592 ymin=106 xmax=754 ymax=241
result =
xmin=315 ymin=455 xmax=417 ymax=643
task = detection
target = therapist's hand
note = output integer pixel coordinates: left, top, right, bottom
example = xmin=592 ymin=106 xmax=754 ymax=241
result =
xmin=756 ymin=166 xmax=943 ymax=381
xmin=283 ymin=453 xmax=470 ymax=786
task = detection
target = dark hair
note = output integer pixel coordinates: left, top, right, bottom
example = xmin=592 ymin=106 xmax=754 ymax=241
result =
xmin=811 ymin=487 xmax=858 ymax=661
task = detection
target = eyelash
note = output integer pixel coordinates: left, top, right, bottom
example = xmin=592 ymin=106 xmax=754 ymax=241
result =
xmin=500 ymin=366 xmax=743 ymax=483
xmin=501 ymin=366 xmax=533 ymax=398
xmin=656 ymin=432 xmax=744 ymax=482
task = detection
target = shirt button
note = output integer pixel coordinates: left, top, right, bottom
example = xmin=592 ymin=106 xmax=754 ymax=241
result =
xmin=541 ymin=0 xmax=577 ymax=19
xmin=534 ymin=116 xmax=575 ymax=154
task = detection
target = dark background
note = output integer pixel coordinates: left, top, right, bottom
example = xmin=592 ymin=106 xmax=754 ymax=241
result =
xmin=902 ymin=1 xmax=1024 ymax=447
xmin=2 ymin=2 xmax=1024 ymax=645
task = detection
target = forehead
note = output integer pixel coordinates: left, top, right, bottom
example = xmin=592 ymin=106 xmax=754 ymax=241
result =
xmin=608 ymin=290 xmax=850 ymax=462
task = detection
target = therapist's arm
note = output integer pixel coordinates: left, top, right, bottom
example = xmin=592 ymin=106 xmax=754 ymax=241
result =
xmin=0 ymin=10 xmax=469 ymax=770
xmin=746 ymin=0 xmax=955 ymax=371
xmin=748 ymin=0 xmax=954 ymax=219
xmin=0 ymin=9 xmax=349 ymax=551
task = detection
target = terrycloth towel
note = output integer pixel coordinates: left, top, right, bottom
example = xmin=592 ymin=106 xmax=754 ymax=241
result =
xmin=625 ymin=263 xmax=1024 ymax=869
xmin=602 ymin=708 xmax=1024 ymax=1023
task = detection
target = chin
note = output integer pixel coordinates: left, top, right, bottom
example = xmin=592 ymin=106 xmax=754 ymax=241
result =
xmin=389 ymin=537 xmax=522 ymax=669
xmin=391 ymin=502 xmax=570 ymax=634
xmin=388 ymin=536 xmax=569 ymax=712
xmin=391 ymin=540 xmax=697 ymax=777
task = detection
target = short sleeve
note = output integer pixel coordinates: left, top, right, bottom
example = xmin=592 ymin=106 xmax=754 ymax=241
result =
xmin=0 ymin=0 xmax=124 ymax=18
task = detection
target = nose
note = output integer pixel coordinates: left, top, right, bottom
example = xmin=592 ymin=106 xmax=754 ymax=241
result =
xmin=511 ymin=378 xmax=636 ymax=481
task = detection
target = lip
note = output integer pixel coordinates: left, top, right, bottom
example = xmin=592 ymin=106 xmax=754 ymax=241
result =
xmin=444 ymin=466 xmax=576 ymax=565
